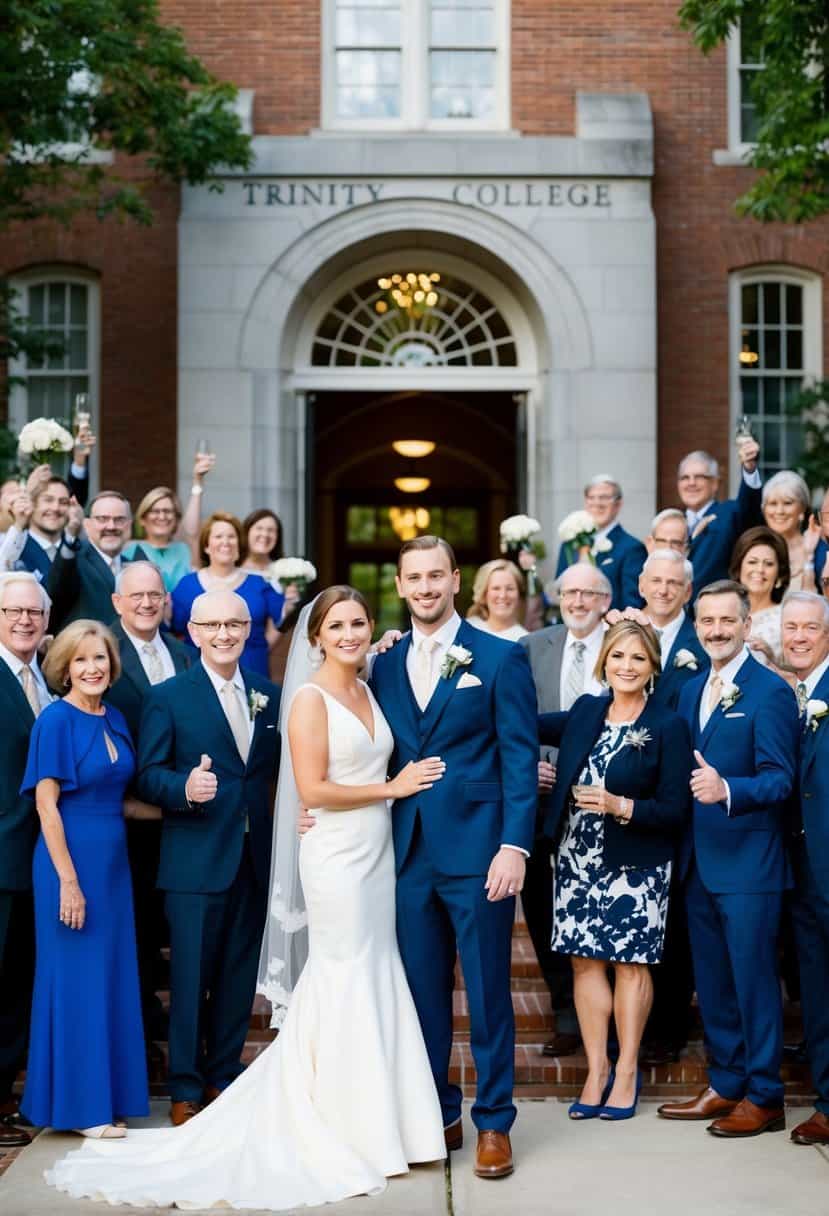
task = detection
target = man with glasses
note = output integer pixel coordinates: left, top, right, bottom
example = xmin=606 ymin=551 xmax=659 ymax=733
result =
xmin=646 ymin=508 xmax=690 ymax=556
xmin=0 ymin=573 xmax=52 ymax=1149
xmin=107 ymin=562 xmax=192 ymax=1055
xmin=47 ymin=490 xmax=148 ymax=630
xmin=519 ymin=564 xmax=612 ymax=1057
xmin=137 ymin=588 xmax=280 ymax=1126
xmin=677 ymin=440 xmax=763 ymax=594
xmin=555 ymin=475 xmax=646 ymax=610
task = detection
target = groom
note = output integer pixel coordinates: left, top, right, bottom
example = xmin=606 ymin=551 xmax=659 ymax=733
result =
xmin=370 ymin=536 xmax=538 ymax=1178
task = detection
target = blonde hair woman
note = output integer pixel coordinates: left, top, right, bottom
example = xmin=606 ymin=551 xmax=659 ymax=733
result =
xmin=123 ymin=450 xmax=215 ymax=590
xmin=467 ymin=559 xmax=528 ymax=641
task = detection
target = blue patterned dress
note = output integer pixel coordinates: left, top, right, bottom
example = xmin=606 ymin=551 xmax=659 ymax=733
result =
xmin=552 ymin=721 xmax=671 ymax=964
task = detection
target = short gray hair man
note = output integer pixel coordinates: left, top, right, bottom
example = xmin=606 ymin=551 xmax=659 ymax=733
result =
xmin=642 ymin=547 xmax=694 ymax=586
xmin=0 ymin=571 xmax=52 ymax=613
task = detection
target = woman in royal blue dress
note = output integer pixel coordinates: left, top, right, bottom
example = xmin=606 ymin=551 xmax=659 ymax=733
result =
xmin=21 ymin=620 xmax=148 ymax=1139
xmin=171 ymin=512 xmax=285 ymax=676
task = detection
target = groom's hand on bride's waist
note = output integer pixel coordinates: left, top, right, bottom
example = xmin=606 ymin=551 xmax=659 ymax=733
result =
xmin=485 ymin=847 xmax=526 ymax=902
xmin=297 ymin=809 xmax=317 ymax=836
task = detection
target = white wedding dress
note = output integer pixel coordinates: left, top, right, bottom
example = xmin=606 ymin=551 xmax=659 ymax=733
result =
xmin=46 ymin=682 xmax=445 ymax=1210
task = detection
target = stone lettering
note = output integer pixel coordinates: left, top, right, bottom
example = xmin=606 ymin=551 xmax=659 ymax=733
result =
xmin=241 ymin=180 xmax=613 ymax=210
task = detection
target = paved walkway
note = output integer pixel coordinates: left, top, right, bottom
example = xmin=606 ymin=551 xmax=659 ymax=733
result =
xmin=2 ymin=1100 xmax=827 ymax=1216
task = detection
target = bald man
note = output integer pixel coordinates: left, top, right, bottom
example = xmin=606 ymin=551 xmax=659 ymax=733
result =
xmin=137 ymin=589 xmax=280 ymax=1125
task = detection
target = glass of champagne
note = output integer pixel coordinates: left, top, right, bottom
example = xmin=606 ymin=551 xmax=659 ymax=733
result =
xmin=735 ymin=414 xmax=754 ymax=441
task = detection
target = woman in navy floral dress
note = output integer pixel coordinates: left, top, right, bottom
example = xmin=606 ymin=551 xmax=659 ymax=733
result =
xmin=539 ymin=621 xmax=692 ymax=1121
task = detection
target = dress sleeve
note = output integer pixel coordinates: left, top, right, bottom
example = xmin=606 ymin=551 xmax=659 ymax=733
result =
xmin=20 ymin=705 xmax=80 ymax=796
xmin=170 ymin=574 xmax=194 ymax=637
xmin=264 ymin=581 xmax=286 ymax=627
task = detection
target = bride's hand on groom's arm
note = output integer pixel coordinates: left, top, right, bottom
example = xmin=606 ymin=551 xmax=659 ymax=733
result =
xmin=485 ymin=848 xmax=526 ymax=902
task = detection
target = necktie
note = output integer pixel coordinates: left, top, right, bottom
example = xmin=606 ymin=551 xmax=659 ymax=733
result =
xmin=19 ymin=664 xmax=41 ymax=717
xmin=707 ymin=673 xmax=724 ymax=715
xmin=142 ymin=642 xmax=166 ymax=686
xmin=412 ymin=638 xmax=438 ymax=711
xmin=46 ymin=543 xmax=57 ymax=562
xmin=221 ymin=681 xmax=251 ymax=763
xmin=796 ymin=681 xmax=809 ymax=718
xmin=563 ymin=640 xmax=586 ymax=710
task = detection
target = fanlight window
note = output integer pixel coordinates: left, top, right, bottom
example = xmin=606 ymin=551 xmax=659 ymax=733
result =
xmin=311 ymin=272 xmax=517 ymax=367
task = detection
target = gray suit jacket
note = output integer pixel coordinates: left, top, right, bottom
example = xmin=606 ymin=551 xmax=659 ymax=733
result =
xmin=520 ymin=626 xmax=569 ymax=826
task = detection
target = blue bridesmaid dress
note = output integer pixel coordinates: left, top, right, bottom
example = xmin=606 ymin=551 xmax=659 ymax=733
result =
xmin=20 ymin=700 xmax=149 ymax=1130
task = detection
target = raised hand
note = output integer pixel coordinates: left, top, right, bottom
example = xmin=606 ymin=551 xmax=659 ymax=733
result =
xmin=736 ymin=435 xmax=760 ymax=473
xmin=26 ymin=464 xmax=52 ymax=496
xmin=73 ymin=425 xmax=97 ymax=464
xmin=193 ymin=451 xmax=216 ymax=482
xmin=11 ymin=489 xmax=32 ymax=530
xmin=186 ymin=754 xmax=218 ymax=804
xmin=690 ymin=749 xmax=727 ymax=804
xmin=65 ymin=495 xmax=85 ymax=538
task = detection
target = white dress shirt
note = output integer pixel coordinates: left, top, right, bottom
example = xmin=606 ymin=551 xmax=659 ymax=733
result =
xmin=406 ymin=611 xmax=462 ymax=707
xmin=698 ymin=645 xmax=750 ymax=814
xmin=804 ymin=654 xmax=829 ymax=698
xmin=559 ymin=623 xmax=606 ymax=705
xmin=0 ymin=639 xmax=52 ymax=712
xmin=656 ymin=611 xmax=685 ymax=671
xmin=89 ymin=542 xmax=123 ymax=576
xmin=29 ymin=527 xmax=61 ymax=562
xmin=201 ymin=660 xmax=254 ymax=745
xmin=122 ymin=625 xmax=176 ymax=683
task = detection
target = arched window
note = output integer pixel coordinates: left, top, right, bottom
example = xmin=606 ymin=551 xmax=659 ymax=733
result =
xmin=311 ymin=270 xmax=518 ymax=367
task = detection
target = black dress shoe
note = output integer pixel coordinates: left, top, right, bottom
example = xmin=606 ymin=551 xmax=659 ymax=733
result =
xmin=640 ymin=1041 xmax=681 ymax=1068
xmin=542 ymin=1033 xmax=581 ymax=1057
xmin=0 ymin=1122 xmax=32 ymax=1148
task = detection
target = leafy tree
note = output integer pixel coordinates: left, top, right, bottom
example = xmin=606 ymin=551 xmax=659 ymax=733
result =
xmin=679 ymin=0 xmax=829 ymax=222
xmin=788 ymin=380 xmax=829 ymax=490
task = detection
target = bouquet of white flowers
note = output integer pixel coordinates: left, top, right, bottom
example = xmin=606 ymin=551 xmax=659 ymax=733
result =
xmin=557 ymin=509 xmax=600 ymax=567
xmin=271 ymin=557 xmax=318 ymax=595
xmin=499 ymin=514 xmax=545 ymax=595
xmin=18 ymin=418 xmax=74 ymax=466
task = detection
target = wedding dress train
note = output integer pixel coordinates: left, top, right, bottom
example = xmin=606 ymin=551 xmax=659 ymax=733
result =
xmin=46 ymin=683 xmax=445 ymax=1209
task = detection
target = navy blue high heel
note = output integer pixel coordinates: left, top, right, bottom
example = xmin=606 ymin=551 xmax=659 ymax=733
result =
xmin=598 ymin=1069 xmax=642 ymax=1120
xmin=568 ymin=1070 xmax=615 ymax=1120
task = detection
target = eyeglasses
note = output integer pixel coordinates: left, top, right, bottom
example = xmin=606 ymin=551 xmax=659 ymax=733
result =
xmin=190 ymin=619 xmax=249 ymax=635
xmin=144 ymin=509 xmax=176 ymax=519
xmin=124 ymin=591 xmax=165 ymax=605
xmin=90 ymin=514 xmax=129 ymax=527
xmin=678 ymin=474 xmax=715 ymax=484
xmin=0 ymin=607 xmax=45 ymax=621
xmin=585 ymin=494 xmax=619 ymax=505
xmin=651 ymin=536 xmax=689 ymax=552
xmin=560 ymin=589 xmax=607 ymax=602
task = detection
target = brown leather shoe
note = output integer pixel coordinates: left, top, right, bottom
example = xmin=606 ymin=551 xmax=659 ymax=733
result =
xmin=170 ymin=1100 xmax=200 ymax=1126
xmin=658 ymin=1086 xmax=739 ymax=1121
xmin=444 ymin=1119 xmax=463 ymax=1152
xmin=0 ymin=1122 xmax=31 ymax=1147
xmin=541 ymin=1033 xmax=580 ymax=1058
xmin=708 ymin=1098 xmax=785 ymax=1138
xmin=791 ymin=1111 xmax=829 ymax=1145
xmin=474 ymin=1131 xmax=513 ymax=1179
xmin=202 ymin=1085 xmax=222 ymax=1106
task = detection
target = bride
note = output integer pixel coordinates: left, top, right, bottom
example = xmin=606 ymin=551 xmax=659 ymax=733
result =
xmin=46 ymin=586 xmax=447 ymax=1209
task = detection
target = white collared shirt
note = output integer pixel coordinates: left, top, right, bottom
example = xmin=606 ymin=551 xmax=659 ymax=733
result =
xmin=686 ymin=468 xmax=762 ymax=530
xmin=201 ymin=659 xmax=254 ymax=744
xmin=122 ymin=625 xmax=176 ymax=684
xmin=699 ymin=645 xmax=749 ymax=733
xmin=560 ymin=622 xmax=606 ymax=705
xmin=405 ymin=611 xmax=462 ymax=707
xmin=655 ymin=611 xmax=685 ymax=671
xmin=804 ymin=655 xmax=829 ymax=698
xmin=0 ymin=639 xmax=52 ymax=712
xmin=29 ymin=527 xmax=62 ymax=560
xmin=89 ymin=541 xmax=123 ymax=576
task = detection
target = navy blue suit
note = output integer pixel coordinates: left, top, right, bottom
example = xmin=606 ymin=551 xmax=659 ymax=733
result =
xmin=137 ymin=662 xmax=280 ymax=1100
xmin=687 ymin=476 xmax=762 ymax=594
xmin=650 ymin=614 xmax=709 ymax=712
xmin=815 ymin=537 xmax=829 ymax=585
xmin=47 ymin=540 xmax=148 ymax=631
xmin=677 ymin=654 xmax=798 ymax=1107
xmin=556 ymin=522 xmax=646 ymax=610
xmin=370 ymin=620 xmax=537 ymax=1132
xmin=790 ymin=665 xmax=829 ymax=1115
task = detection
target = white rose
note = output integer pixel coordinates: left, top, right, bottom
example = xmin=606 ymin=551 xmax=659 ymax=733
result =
xmin=558 ymin=510 xmax=596 ymax=543
xmin=592 ymin=536 xmax=613 ymax=554
xmin=271 ymin=558 xmax=317 ymax=583
xmin=499 ymin=514 xmax=541 ymax=545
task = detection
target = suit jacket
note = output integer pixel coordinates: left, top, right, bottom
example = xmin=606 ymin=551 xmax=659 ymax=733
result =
xmin=556 ymin=522 xmax=646 ymax=611
xmin=370 ymin=619 xmax=538 ymax=874
xmin=0 ymin=660 xmax=42 ymax=890
xmin=795 ymin=665 xmax=829 ymax=891
xmin=538 ymin=694 xmax=692 ymax=867
xmin=519 ymin=624 xmax=566 ymax=825
xmin=137 ymin=663 xmax=280 ymax=894
xmin=105 ymin=620 xmax=192 ymax=740
xmin=650 ymin=613 xmax=710 ymax=712
xmin=47 ymin=540 xmax=148 ymax=632
xmin=16 ymin=535 xmax=52 ymax=582
xmin=676 ymin=653 xmax=798 ymax=893
xmin=815 ymin=537 xmax=829 ymax=584
xmin=687 ymin=476 xmax=763 ymax=595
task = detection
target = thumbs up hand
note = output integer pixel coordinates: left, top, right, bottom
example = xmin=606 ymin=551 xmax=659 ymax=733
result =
xmin=690 ymin=749 xmax=727 ymax=805
xmin=186 ymin=754 xmax=218 ymax=804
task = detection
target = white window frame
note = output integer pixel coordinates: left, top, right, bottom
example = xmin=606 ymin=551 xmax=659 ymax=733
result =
xmin=728 ymin=266 xmax=823 ymax=488
xmin=7 ymin=269 xmax=101 ymax=482
xmin=321 ymin=0 xmax=511 ymax=132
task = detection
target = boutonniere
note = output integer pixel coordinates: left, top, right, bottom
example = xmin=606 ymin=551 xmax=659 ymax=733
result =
xmin=720 ymin=683 xmax=741 ymax=711
xmin=249 ymin=689 xmax=270 ymax=721
xmin=624 ymin=726 xmax=652 ymax=751
xmin=440 ymin=644 xmax=473 ymax=680
xmin=673 ymin=648 xmax=699 ymax=672
xmin=806 ymin=699 xmax=829 ymax=733
xmin=691 ymin=514 xmax=717 ymax=541
xmin=591 ymin=535 xmax=613 ymax=556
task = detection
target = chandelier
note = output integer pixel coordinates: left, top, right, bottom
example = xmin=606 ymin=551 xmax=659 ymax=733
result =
xmin=376 ymin=272 xmax=441 ymax=318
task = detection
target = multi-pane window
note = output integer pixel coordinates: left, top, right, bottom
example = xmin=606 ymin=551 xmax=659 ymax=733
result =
xmin=737 ymin=13 xmax=764 ymax=144
xmin=327 ymin=0 xmax=508 ymax=128
xmin=19 ymin=281 xmax=92 ymax=419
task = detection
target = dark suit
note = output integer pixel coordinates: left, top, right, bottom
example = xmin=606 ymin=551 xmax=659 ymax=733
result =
xmin=137 ymin=663 xmax=280 ymax=1101
xmin=556 ymin=522 xmax=646 ymax=611
xmin=650 ymin=613 xmax=709 ymax=712
xmin=790 ymin=665 xmax=829 ymax=1116
xmin=518 ymin=625 xmax=577 ymax=1035
xmin=105 ymin=621 xmax=192 ymax=1039
xmin=0 ymin=659 xmax=42 ymax=1103
xmin=677 ymin=654 xmax=798 ymax=1107
xmin=47 ymin=540 xmax=147 ymax=631
xmin=687 ymin=476 xmax=763 ymax=594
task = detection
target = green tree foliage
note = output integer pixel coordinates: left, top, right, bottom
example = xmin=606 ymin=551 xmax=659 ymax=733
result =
xmin=788 ymin=380 xmax=829 ymax=490
xmin=679 ymin=0 xmax=829 ymax=222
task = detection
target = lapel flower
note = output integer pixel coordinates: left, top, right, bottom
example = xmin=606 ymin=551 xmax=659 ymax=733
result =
xmin=248 ymin=689 xmax=269 ymax=721
xmin=624 ymin=726 xmax=651 ymax=751
xmin=591 ymin=535 xmax=613 ymax=555
xmin=806 ymin=699 xmax=829 ymax=733
xmin=720 ymin=683 xmax=741 ymax=711
xmin=673 ymin=648 xmax=699 ymax=671
xmin=440 ymin=644 xmax=473 ymax=680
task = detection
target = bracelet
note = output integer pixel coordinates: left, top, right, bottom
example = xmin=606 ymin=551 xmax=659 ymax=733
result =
xmin=614 ymin=796 xmax=631 ymax=825
xmin=803 ymin=560 xmax=815 ymax=571
xmin=190 ymin=484 xmax=204 ymax=496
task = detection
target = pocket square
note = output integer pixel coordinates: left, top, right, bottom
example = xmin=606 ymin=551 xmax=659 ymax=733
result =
xmin=266 ymin=724 xmax=276 ymax=729
xmin=724 ymin=712 xmax=746 ymax=718
xmin=457 ymin=673 xmax=482 ymax=689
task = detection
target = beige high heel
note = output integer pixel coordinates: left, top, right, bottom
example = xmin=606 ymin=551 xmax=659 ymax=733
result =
xmin=74 ymin=1124 xmax=126 ymax=1139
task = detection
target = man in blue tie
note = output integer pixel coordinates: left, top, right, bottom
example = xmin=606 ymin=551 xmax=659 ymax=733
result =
xmin=659 ymin=580 xmax=798 ymax=1135
xmin=554 ymin=475 xmax=646 ymax=610
xmin=780 ymin=591 xmax=829 ymax=1147
xmin=678 ymin=439 xmax=763 ymax=594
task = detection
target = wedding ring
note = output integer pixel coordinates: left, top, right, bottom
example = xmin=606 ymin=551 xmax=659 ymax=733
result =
xmin=508 ymin=886 xmax=516 ymax=894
